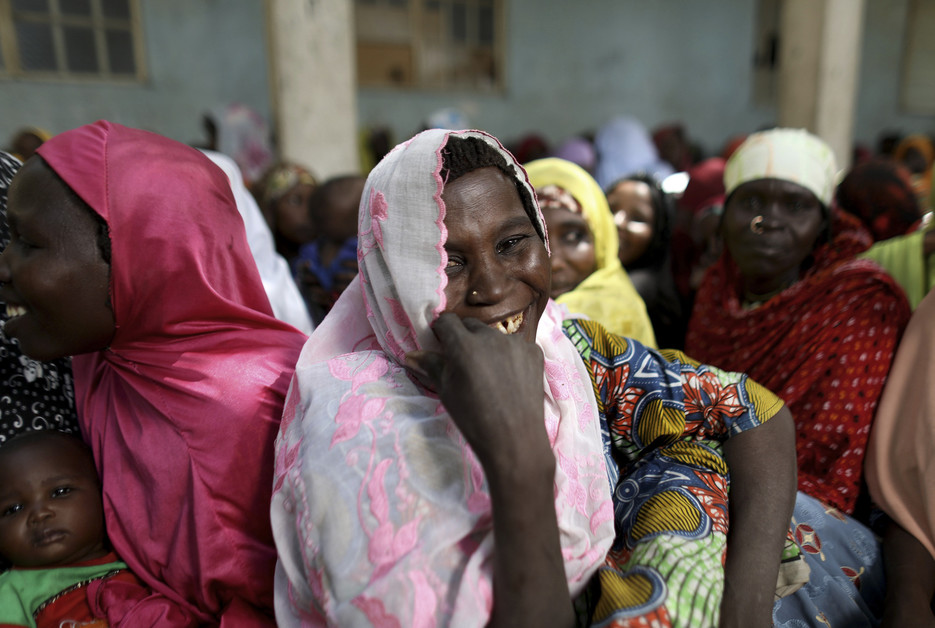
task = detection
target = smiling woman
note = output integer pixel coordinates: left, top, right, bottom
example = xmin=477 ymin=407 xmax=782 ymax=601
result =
xmin=0 ymin=121 xmax=308 ymax=625
xmin=525 ymin=157 xmax=656 ymax=347
xmin=0 ymin=151 xmax=79 ymax=446
xmin=1 ymin=158 xmax=115 ymax=361
xmin=271 ymin=129 xmax=799 ymax=628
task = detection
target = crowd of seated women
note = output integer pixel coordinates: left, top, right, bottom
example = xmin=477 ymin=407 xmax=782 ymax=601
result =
xmin=1 ymin=116 xmax=934 ymax=628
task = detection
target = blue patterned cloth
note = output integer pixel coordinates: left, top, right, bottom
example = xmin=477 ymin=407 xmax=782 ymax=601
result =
xmin=773 ymin=491 xmax=885 ymax=627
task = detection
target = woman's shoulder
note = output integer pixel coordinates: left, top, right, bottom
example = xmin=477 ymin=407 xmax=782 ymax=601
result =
xmin=562 ymin=317 xmax=671 ymax=366
xmin=826 ymin=256 xmax=912 ymax=307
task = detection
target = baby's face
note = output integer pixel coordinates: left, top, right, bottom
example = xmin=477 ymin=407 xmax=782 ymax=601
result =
xmin=0 ymin=434 xmax=107 ymax=568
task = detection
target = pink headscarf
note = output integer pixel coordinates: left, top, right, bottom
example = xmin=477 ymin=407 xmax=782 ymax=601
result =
xmin=271 ymin=129 xmax=613 ymax=626
xmin=37 ymin=121 xmax=307 ymax=625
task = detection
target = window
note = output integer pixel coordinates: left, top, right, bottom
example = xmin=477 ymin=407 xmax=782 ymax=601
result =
xmin=355 ymin=0 xmax=503 ymax=91
xmin=0 ymin=0 xmax=144 ymax=81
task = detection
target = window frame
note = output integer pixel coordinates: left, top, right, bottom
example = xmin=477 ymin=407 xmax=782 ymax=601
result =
xmin=355 ymin=0 xmax=505 ymax=93
xmin=0 ymin=0 xmax=146 ymax=83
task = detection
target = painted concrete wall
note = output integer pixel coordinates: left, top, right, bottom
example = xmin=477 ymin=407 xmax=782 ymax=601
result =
xmin=854 ymin=0 xmax=932 ymax=146
xmin=359 ymin=0 xmax=775 ymax=155
xmin=1 ymin=0 xmax=931 ymax=161
xmin=359 ymin=0 xmax=935 ymax=157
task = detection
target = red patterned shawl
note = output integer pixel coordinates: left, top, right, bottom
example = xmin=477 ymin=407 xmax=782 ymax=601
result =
xmin=686 ymin=211 xmax=911 ymax=513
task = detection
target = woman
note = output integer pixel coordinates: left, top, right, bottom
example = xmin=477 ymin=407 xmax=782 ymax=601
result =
xmin=866 ymin=289 xmax=935 ymax=626
xmin=525 ymin=157 xmax=656 ymax=346
xmin=0 ymin=121 xmax=308 ymax=625
xmin=271 ymin=129 xmax=797 ymax=627
xmin=606 ymin=174 xmax=685 ymax=348
xmin=685 ymin=128 xmax=911 ymax=625
xmin=0 ymin=151 xmax=79 ymax=446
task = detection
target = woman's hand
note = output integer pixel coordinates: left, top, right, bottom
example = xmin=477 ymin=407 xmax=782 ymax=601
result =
xmin=405 ymin=312 xmax=551 ymax=472
xmin=405 ymin=313 xmax=575 ymax=628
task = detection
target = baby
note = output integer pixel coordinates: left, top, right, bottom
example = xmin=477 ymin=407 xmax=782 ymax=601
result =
xmin=0 ymin=431 xmax=155 ymax=627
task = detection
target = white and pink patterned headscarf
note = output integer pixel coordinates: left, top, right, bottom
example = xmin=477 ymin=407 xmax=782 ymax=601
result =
xmin=271 ymin=129 xmax=614 ymax=627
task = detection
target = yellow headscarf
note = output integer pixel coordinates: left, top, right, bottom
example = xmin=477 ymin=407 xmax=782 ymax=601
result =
xmin=526 ymin=157 xmax=657 ymax=347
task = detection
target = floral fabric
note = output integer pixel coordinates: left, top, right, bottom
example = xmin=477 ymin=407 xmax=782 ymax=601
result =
xmin=271 ymin=129 xmax=613 ymax=626
xmin=565 ymin=318 xmax=783 ymax=627
xmin=772 ymin=492 xmax=885 ymax=628
xmin=271 ymin=129 xmax=785 ymax=627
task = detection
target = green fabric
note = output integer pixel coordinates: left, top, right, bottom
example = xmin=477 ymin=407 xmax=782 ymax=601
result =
xmin=859 ymin=226 xmax=935 ymax=310
xmin=0 ymin=558 xmax=127 ymax=627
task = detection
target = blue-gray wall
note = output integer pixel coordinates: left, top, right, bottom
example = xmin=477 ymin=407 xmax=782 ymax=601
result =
xmin=359 ymin=0 xmax=773 ymax=154
xmin=0 ymin=0 xmax=270 ymax=148
xmin=1 ymin=0 xmax=931 ymax=159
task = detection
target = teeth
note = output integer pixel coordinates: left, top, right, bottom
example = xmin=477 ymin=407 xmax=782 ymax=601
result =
xmin=5 ymin=305 xmax=25 ymax=319
xmin=491 ymin=312 xmax=524 ymax=335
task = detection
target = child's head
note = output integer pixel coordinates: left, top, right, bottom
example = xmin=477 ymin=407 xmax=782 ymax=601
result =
xmin=257 ymin=161 xmax=319 ymax=249
xmin=0 ymin=430 xmax=108 ymax=568
xmin=308 ymin=175 xmax=365 ymax=243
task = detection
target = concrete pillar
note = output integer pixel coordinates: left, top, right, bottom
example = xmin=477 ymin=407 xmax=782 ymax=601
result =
xmin=778 ymin=0 xmax=866 ymax=170
xmin=265 ymin=0 xmax=359 ymax=179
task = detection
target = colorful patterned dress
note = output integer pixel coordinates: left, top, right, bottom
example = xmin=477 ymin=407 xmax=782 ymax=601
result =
xmin=564 ymin=319 xmax=784 ymax=627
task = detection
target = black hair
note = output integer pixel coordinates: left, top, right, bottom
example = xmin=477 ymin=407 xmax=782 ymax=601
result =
xmin=439 ymin=135 xmax=544 ymax=241
xmin=611 ymin=172 xmax=674 ymax=271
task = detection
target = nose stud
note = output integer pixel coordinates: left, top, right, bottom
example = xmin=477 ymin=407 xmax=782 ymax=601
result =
xmin=471 ymin=290 xmax=478 ymax=297
xmin=750 ymin=215 xmax=765 ymax=234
